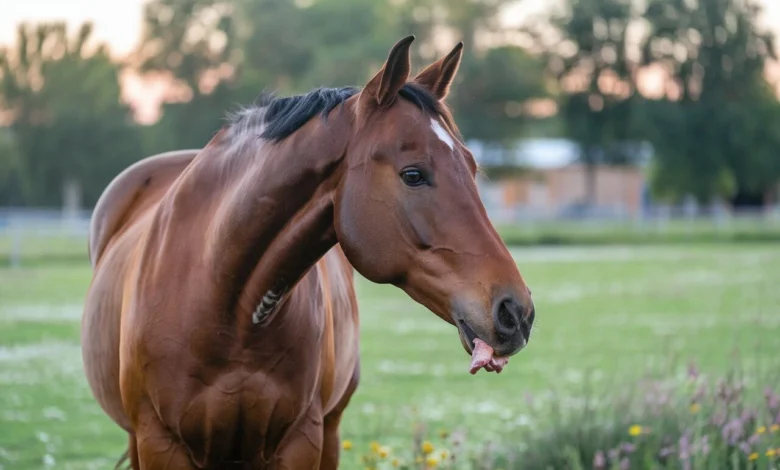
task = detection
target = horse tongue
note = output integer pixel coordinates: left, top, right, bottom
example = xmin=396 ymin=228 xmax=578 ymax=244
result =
xmin=469 ymin=338 xmax=509 ymax=375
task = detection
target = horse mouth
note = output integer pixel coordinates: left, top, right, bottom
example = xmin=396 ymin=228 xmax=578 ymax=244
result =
xmin=457 ymin=320 xmax=509 ymax=375
xmin=458 ymin=319 xmax=479 ymax=352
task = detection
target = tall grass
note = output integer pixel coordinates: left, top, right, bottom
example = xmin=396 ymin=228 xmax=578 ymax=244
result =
xmin=348 ymin=354 xmax=780 ymax=470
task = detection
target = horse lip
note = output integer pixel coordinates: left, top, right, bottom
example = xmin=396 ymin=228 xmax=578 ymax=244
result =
xmin=457 ymin=319 xmax=479 ymax=353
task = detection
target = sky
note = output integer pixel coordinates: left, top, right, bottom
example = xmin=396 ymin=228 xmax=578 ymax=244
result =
xmin=2 ymin=0 xmax=779 ymax=123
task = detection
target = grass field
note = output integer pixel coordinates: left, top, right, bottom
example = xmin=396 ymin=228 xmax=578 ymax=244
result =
xmin=1 ymin=244 xmax=779 ymax=469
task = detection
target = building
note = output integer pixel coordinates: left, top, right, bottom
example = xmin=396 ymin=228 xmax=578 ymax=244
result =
xmin=469 ymin=138 xmax=653 ymax=220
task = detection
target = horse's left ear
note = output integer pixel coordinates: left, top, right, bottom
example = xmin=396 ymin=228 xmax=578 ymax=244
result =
xmin=413 ymin=42 xmax=464 ymax=101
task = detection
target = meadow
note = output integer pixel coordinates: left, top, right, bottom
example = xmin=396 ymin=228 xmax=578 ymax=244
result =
xmin=1 ymin=240 xmax=779 ymax=469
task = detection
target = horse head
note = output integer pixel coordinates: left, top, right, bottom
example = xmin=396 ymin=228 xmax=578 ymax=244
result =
xmin=335 ymin=36 xmax=535 ymax=374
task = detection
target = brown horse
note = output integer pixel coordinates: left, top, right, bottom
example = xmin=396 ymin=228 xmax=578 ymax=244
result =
xmin=81 ymin=36 xmax=535 ymax=470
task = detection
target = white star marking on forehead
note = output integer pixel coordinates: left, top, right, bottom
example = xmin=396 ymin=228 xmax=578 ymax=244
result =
xmin=430 ymin=118 xmax=455 ymax=151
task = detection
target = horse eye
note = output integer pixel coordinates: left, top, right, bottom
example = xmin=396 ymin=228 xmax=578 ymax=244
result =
xmin=400 ymin=168 xmax=426 ymax=187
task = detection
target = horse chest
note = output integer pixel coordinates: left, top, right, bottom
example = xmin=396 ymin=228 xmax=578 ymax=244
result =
xmin=172 ymin=371 xmax=312 ymax=467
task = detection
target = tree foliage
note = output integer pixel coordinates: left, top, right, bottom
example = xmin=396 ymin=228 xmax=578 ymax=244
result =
xmin=1 ymin=0 xmax=778 ymax=209
xmin=638 ymin=0 xmax=779 ymax=204
xmin=0 ymin=21 xmax=142 ymax=207
xmin=529 ymin=0 xmax=641 ymax=206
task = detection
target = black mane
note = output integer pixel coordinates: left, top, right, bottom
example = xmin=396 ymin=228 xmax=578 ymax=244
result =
xmin=227 ymin=82 xmax=448 ymax=142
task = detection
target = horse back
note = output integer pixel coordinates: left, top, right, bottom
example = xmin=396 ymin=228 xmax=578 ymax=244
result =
xmin=88 ymin=149 xmax=201 ymax=268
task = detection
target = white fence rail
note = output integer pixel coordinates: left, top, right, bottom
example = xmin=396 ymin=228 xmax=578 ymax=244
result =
xmin=2 ymin=205 xmax=779 ymax=268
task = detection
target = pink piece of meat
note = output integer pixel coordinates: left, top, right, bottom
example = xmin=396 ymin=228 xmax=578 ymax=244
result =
xmin=469 ymin=338 xmax=509 ymax=374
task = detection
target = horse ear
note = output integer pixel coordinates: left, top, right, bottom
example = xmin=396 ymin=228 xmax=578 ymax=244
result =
xmin=361 ymin=35 xmax=415 ymax=109
xmin=413 ymin=42 xmax=464 ymax=100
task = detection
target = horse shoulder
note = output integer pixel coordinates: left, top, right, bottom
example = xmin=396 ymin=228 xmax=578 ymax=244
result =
xmin=88 ymin=149 xmax=201 ymax=268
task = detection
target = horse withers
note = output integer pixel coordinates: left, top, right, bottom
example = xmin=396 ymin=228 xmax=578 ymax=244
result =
xmin=82 ymin=35 xmax=535 ymax=470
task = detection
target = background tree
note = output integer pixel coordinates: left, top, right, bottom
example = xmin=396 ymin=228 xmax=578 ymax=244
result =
xmin=0 ymin=21 xmax=142 ymax=208
xmin=639 ymin=0 xmax=778 ymax=206
xmin=134 ymin=0 xmax=237 ymax=150
xmin=528 ymin=0 xmax=641 ymax=208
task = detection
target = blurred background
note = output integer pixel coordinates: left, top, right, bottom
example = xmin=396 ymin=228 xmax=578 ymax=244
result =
xmin=1 ymin=0 xmax=779 ymax=469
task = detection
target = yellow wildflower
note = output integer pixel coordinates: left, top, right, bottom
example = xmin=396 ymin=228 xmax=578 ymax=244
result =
xmin=628 ymin=425 xmax=643 ymax=436
xmin=758 ymin=426 xmax=767 ymax=435
xmin=378 ymin=446 xmax=391 ymax=459
xmin=771 ymin=424 xmax=779 ymax=433
xmin=342 ymin=440 xmax=352 ymax=451
xmin=749 ymin=452 xmax=759 ymax=461
xmin=440 ymin=449 xmax=449 ymax=460
xmin=426 ymin=455 xmax=440 ymax=467
xmin=422 ymin=441 xmax=434 ymax=454
xmin=391 ymin=458 xmax=400 ymax=468
xmin=370 ymin=441 xmax=380 ymax=453
xmin=767 ymin=449 xmax=777 ymax=458
xmin=690 ymin=403 xmax=701 ymax=414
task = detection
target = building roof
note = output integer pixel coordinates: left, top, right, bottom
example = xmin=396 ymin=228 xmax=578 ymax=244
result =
xmin=468 ymin=137 xmax=653 ymax=169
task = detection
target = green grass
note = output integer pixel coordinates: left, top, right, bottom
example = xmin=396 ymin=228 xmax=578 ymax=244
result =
xmin=3 ymin=217 xmax=780 ymax=267
xmin=1 ymin=244 xmax=779 ymax=469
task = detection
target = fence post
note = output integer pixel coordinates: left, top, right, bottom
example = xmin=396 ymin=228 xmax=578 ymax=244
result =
xmin=10 ymin=226 xmax=22 ymax=269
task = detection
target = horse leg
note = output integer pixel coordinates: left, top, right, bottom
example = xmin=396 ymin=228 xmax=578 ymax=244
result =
xmin=128 ymin=433 xmax=140 ymax=470
xmin=265 ymin=405 xmax=324 ymax=470
xmin=134 ymin=408 xmax=196 ymax=470
xmin=320 ymin=360 xmax=360 ymax=470
xmin=318 ymin=409 xmax=346 ymax=470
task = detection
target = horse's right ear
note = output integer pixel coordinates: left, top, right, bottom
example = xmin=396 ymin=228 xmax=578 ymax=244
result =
xmin=359 ymin=35 xmax=415 ymax=110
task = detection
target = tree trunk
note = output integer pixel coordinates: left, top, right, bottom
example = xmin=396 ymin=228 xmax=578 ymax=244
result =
xmin=584 ymin=148 xmax=598 ymax=209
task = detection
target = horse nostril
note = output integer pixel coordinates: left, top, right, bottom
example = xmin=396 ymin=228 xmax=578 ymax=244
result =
xmin=494 ymin=297 xmax=521 ymax=336
xmin=520 ymin=307 xmax=534 ymax=342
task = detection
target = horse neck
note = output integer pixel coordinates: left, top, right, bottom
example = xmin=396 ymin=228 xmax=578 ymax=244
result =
xmin=173 ymin=113 xmax=351 ymax=322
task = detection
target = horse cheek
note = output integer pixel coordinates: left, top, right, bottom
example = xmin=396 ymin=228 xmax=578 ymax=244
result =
xmin=334 ymin=183 xmax=404 ymax=284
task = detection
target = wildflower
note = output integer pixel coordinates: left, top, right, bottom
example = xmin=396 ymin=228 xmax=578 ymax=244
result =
xmin=741 ymin=443 xmax=752 ymax=455
xmin=628 ymin=425 xmax=643 ymax=436
xmin=722 ymin=418 xmax=745 ymax=444
xmin=771 ymin=424 xmax=779 ymax=433
xmin=699 ymin=435 xmax=711 ymax=456
xmin=342 ymin=440 xmax=352 ymax=451
xmin=659 ymin=447 xmax=675 ymax=458
xmin=438 ymin=429 xmax=449 ymax=439
xmin=593 ymin=450 xmax=606 ymax=469
xmin=378 ymin=446 xmax=391 ymax=459
xmin=421 ymin=441 xmax=434 ymax=454
xmin=679 ymin=431 xmax=692 ymax=460
xmin=426 ymin=455 xmax=440 ymax=467
xmin=767 ymin=449 xmax=777 ymax=458
xmin=748 ymin=452 xmax=759 ymax=461
xmin=391 ymin=458 xmax=400 ymax=468
xmin=765 ymin=387 xmax=779 ymax=411
xmin=758 ymin=426 xmax=767 ymax=435
xmin=370 ymin=441 xmax=380 ymax=453
xmin=690 ymin=403 xmax=701 ymax=414
xmin=439 ymin=450 xmax=449 ymax=460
